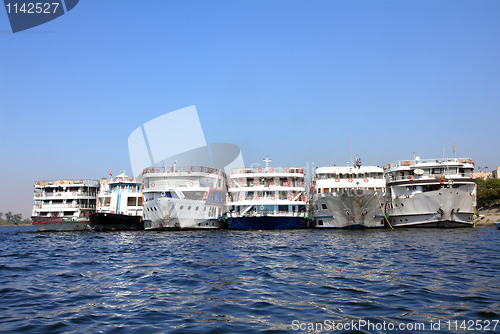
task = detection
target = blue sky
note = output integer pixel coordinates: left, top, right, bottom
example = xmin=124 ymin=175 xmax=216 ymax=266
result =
xmin=1 ymin=0 xmax=499 ymax=218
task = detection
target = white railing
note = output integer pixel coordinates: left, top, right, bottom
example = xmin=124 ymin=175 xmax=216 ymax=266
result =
xmin=230 ymin=167 xmax=304 ymax=175
xmin=229 ymin=180 xmax=306 ymax=188
xmin=227 ymin=211 xmax=306 ymax=218
xmin=142 ymin=166 xmax=226 ymax=177
xmin=385 ymin=158 xmax=474 ymax=170
xmin=34 ymin=179 xmax=99 ymax=187
xmin=227 ymin=194 xmax=307 ymax=203
xmin=386 ymin=173 xmax=475 ymax=183
xmin=33 ymin=203 xmax=96 ymax=210
xmin=34 ymin=191 xmax=97 ymax=199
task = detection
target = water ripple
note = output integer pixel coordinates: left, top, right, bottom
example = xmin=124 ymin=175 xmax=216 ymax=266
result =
xmin=0 ymin=226 xmax=500 ymax=332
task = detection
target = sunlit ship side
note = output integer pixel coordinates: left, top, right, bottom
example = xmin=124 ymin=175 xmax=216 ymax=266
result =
xmin=226 ymin=166 xmax=307 ymax=230
xmin=310 ymin=165 xmax=387 ymax=229
xmin=90 ymin=172 xmax=144 ymax=231
xmin=384 ymin=157 xmax=477 ymax=228
xmin=142 ymin=166 xmax=228 ymax=230
xmin=31 ymin=179 xmax=98 ymax=231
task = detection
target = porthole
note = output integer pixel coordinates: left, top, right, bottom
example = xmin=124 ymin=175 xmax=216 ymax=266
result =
xmin=196 ymin=207 xmax=199 ymax=211
xmin=180 ymin=206 xmax=184 ymax=210
xmin=188 ymin=206 xmax=191 ymax=210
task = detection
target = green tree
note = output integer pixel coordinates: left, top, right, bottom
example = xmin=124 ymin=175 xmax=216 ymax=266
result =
xmin=5 ymin=212 xmax=13 ymax=223
xmin=477 ymin=178 xmax=500 ymax=207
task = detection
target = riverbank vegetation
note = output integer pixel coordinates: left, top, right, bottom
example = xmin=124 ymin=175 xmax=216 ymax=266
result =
xmin=0 ymin=212 xmax=32 ymax=226
xmin=476 ymin=178 xmax=500 ymax=208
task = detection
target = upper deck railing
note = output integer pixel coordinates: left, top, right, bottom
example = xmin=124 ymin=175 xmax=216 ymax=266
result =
xmin=142 ymin=166 xmax=226 ymax=178
xmin=230 ymin=167 xmax=304 ymax=175
xmin=34 ymin=179 xmax=99 ymax=187
xmin=384 ymin=158 xmax=475 ymax=171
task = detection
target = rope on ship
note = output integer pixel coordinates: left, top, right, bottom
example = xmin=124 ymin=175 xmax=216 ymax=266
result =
xmin=376 ymin=193 xmax=393 ymax=229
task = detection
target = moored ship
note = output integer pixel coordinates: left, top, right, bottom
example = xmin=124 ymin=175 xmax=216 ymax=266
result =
xmin=90 ymin=171 xmax=144 ymax=231
xmin=142 ymin=165 xmax=228 ymax=229
xmin=310 ymin=159 xmax=387 ymax=229
xmin=226 ymin=158 xmax=307 ymax=230
xmin=384 ymin=157 xmax=477 ymax=227
xmin=32 ymin=179 xmax=99 ymax=231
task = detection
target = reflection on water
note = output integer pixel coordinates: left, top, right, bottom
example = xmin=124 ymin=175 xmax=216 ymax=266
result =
xmin=1 ymin=226 xmax=499 ymax=333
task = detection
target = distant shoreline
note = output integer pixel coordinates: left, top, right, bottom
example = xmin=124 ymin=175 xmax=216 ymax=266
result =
xmin=0 ymin=222 xmax=33 ymax=227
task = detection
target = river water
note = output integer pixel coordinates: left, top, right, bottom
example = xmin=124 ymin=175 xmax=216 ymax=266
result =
xmin=1 ymin=226 xmax=499 ymax=333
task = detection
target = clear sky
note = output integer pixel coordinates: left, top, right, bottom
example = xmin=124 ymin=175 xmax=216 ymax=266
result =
xmin=1 ymin=0 xmax=499 ymax=219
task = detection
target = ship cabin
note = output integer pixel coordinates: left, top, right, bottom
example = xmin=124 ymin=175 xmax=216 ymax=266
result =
xmin=312 ymin=166 xmax=386 ymax=194
xmin=96 ymin=174 xmax=143 ymax=216
xmin=383 ymin=158 xmax=477 ymax=200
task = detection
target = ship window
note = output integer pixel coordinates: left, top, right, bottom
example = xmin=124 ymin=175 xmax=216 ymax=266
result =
xmin=127 ymin=197 xmax=137 ymax=206
xmin=432 ymin=168 xmax=443 ymax=174
xmin=278 ymin=205 xmax=288 ymax=212
xmin=318 ymin=220 xmax=323 ymax=226
xmin=321 ymin=204 xmax=327 ymax=210
xmin=196 ymin=206 xmax=199 ymax=211
xmin=180 ymin=206 xmax=184 ymax=210
xmin=188 ymin=206 xmax=191 ymax=210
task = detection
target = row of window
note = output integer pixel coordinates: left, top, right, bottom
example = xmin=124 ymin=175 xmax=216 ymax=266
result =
xmin=315 ymin=173 xmax=383 ymax=180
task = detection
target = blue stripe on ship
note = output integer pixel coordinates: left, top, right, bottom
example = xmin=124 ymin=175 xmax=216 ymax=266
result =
xmin=227 ymin=216 xmax=307 ymax=230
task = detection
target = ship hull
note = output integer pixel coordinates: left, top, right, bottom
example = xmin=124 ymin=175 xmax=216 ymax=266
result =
xmin=227 ymin=216 xmax=307 ymax=230
xmin=144 ymin=198 xmax=224 ymax=230
xmin=386 ymin=189 xmax=474 ymax=228
xmin=312 ymin=190 xmax=386 ymax=229
xmin=32 ymin=217 xmax=91 ymax=232
xmin=89 ymin=213 xmax=144 ymax=231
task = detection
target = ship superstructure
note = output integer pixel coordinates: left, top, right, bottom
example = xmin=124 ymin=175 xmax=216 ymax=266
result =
xmin=90 ymin=171 xmax=144 ymax=231
xmin=142 ymin=166 xmax=228 ymax=229
xmin=32 ymin=179 xmax=98 ymax=231
xmin=226 ymin=160 xmax=307 ymax=229
xmin=384 ymin=157 xmax=476 ymax=227
xmin=310 ymin=162 xmax=387 ymax=229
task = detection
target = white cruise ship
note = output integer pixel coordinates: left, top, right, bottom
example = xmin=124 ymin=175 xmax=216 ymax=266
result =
xmin=90 ymin=171 xmax=144 ymax=231
xmin=226 ymin=161 xmax=308 ymax=229
xmin=310 ymin=161 xmax=387 ymax=229
xmin=32 ymin=179 xmax=99 ymax=231
xmin=142 ymin=166 xmax=228 ymax=229
xmin=384 ymin=157 xmax=477 ymax=227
